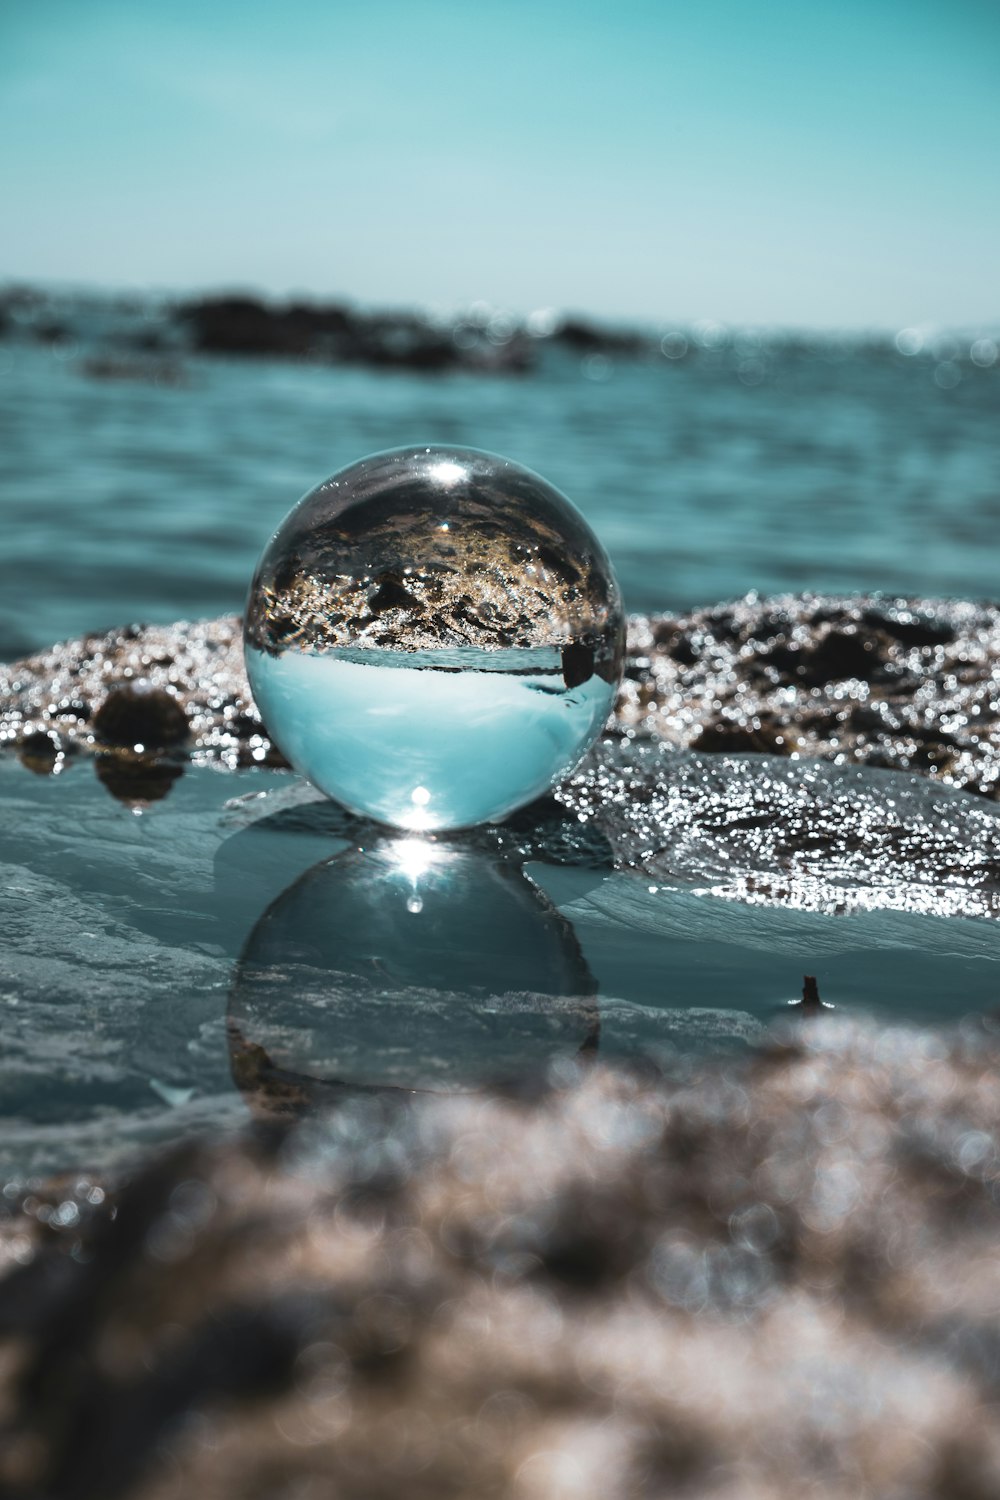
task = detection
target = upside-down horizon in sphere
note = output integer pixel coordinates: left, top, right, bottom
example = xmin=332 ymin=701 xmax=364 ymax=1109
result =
xmin=244 ymin=445 xmax=625 ymax=830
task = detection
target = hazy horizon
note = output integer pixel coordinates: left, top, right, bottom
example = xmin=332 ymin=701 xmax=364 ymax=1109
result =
xmin=2 ymin=0 xmax=998 ymax=331
xmin=8 ymin=274 xmax=1000 ymax=340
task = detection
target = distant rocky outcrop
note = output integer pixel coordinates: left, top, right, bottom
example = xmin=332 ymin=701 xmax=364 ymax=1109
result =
xmin=0 ymin=283 xmax=666 ymax=376
xmin=176 ymin=294 xmax=536 ymax=374
xmin=552 ymin=314 xmax=649 ymax=354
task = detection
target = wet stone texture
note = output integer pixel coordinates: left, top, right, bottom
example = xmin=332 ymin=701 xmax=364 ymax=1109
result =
xmin=620 ymin=592 xmax=1000 ymax=797
xmin=2 ymin=592 xmax=999 ymax=794
xmin=559 ymin=743 xmax=1000 ymax=921
xmin=7 ymin=1019 xmax=1000 ymax=1499
xmin=2 ymin=598 xmax=1000 ymax=908
xmin=0 ymin=615 xmax=281 ymax=779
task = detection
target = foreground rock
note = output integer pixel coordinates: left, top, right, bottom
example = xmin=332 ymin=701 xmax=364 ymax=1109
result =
xmin=5 ymin=1016 xmax=1000 ymax=1499
xmin=3 ymin=593 xmax=999 ymax=794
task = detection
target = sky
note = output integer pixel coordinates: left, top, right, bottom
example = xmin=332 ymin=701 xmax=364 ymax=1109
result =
xmin=1 ymin=0 xmax=998 ymax=329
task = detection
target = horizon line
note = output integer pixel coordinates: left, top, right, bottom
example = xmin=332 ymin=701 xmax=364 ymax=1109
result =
xmin=3 ymin=274 xmax=999 ymax=342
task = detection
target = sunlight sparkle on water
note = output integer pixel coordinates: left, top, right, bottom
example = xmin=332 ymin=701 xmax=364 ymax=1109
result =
xmin=389 ymin=836 xmax=439 ymax=885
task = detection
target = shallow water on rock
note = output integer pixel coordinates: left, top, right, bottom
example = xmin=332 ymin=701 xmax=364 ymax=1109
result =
xmin=3 ymin=749 xmax=1000 ymax=1178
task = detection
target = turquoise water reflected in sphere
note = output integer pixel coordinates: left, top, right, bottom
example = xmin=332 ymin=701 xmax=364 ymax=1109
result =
xmin=244 ymin=446 xmax=624 ymax=830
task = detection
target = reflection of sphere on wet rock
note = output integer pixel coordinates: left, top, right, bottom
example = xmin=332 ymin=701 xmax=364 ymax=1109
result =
xmin=244 ymin=446 xmax=625 ymax=830
xmin=228 ymin=840 xmax=599 ymax=1106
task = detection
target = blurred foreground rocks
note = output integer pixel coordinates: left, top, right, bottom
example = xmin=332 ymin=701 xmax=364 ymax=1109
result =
xmin=6 ymin=1016 xmax=1000 ymax=1498
xmin=3 ymin=592 xmax=999 ymax=796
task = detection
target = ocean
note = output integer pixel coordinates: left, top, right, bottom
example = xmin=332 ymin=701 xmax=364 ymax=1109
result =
xmin=1 ymin=323 xmax=998 ymax=660
xmin=2 ymin=306 xmax=1000 ymax=1175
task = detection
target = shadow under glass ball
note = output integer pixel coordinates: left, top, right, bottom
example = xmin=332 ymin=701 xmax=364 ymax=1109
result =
xmin=244 ymin=445 xmax=625 ymax=831
xmin=228 ymin=839 xmax=599 ymax=1113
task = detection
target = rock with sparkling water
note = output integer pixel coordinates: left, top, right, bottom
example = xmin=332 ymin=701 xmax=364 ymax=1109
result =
xmin=244 ymin=446 xmax=625 ymax=830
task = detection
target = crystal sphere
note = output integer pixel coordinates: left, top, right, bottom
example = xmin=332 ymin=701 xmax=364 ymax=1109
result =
xmin=244 ymin=445 xmax=625 ymax=831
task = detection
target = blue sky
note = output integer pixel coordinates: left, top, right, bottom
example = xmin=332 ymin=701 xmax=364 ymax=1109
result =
xmin=1 ymin=0 xmax=997 ymax=328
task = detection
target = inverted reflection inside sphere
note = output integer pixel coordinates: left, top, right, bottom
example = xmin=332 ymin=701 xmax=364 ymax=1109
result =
xmin=244 ymin=446 xmax=625 ymax=830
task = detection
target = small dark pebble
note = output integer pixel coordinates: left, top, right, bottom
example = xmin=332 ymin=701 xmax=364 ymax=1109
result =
xmin=93 ymin=684 xmax=189 ymax=751
xmin=18 ymin=730 xmax=68 ymax=775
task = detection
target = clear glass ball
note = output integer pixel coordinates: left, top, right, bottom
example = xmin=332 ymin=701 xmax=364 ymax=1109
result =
xmin=244 ymin=445 xmax=625 ymax=830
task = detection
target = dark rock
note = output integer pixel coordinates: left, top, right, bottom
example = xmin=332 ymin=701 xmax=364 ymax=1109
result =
xmin=174 ymin=295 xmax=533 ymax=376
xmin=368 ymin=574 xmax=421 ymax=614
xmin=760 ymin=626 xmax=887 ymax=686
xmin=553 ymin=317 xmax=648 ymax=355
xmin=692 ymin=719 xmax=791 ymax=755
xmin=561 ymin=641 xmax=595 ymax=689
xmin=93 ymin=684 xmax=189 ymax=751
xmin=284 ymin=299 xmax=353 ymax=339
xmin=668 ymin=631 xmax=698 ymax=667
xmin=344 ymin=324 xmax=459 ymax=372
xmin=862 ymin=606 xmax=956 ymax=648
xmin=32 ymin=320 xmax=71 ymax=346
xmin=177 ymin=294 xmax=327 ymax=358
xmin=795 ymin=627 xmax=887 ymax=685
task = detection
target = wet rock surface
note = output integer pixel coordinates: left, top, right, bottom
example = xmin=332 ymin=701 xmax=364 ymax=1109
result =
xmin=4 ymin=752 xmax=998 ymax=1182
xmin=3 ymin=600 xmax=1000 ymax=910
xmin=620 ymin=593 xmax=1000 ymax=797
xmin=7 ymin=1019 xmax=1000 ymax=1499
xmin=3 ymin=592 xmax=999 ymax=793
xmin=0 ymin=615 xmax=277 ymax=774
xmin=4 ymin=598 xmax=1000 ymax=1497
xmin=560 ymin=743 xmax=1000 ymax=921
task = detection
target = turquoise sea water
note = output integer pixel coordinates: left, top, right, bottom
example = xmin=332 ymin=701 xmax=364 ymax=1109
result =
xmin=5 ymin=758 xmax=1000 ymax=1176
xmin=0 ymin=334 xmax=998 ymax=657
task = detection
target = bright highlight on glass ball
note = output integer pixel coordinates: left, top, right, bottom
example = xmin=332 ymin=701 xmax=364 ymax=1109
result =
xmin=244 ymin=445 xmax=625 ymax=830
